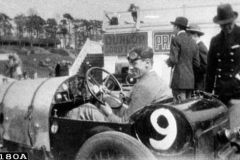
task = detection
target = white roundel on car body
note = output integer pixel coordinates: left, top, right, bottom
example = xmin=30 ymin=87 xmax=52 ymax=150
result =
xmin=150 ymin=108 xmax=177 ymax=150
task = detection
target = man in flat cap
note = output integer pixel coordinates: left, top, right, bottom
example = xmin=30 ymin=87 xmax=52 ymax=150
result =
xmin=166 ymin=17 xmax=200 ymax=103
xmin=68 ymin=46 xmax=172 ymax=123
xmin=205 ymin=3 xmax=240 ymax=129
xmin=187 ymin=24 xmax=208 ymax=91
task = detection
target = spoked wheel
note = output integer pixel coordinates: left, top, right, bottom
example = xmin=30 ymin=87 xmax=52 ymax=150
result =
xmin=86 ymin=67 xmax=124 ymax=107
xmin=75 ymin=131 xmax=156 ymax=160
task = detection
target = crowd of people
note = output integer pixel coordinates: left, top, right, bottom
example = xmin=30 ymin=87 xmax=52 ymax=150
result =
xmin=166 ymin=3 xmax=240 ymax=129
xmin=4 ymin=52 xmax=39 ymax=81
xmin=4 ymin=53 xmax=23 ymax=80
xmin=167 ymin=3 xmax=240 ymax=129
xmin=3 ymin=53 xmax=71 ymax=82
xmin=167 ymin=3 xmax=240 ymax=106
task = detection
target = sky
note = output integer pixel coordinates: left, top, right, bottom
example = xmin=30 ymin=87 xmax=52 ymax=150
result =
xmin=1 ymin=0 xmax=240 ymax=21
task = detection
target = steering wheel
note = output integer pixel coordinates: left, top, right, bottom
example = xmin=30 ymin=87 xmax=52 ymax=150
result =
xmin=86 ymin=67 xmax=124 ymax=107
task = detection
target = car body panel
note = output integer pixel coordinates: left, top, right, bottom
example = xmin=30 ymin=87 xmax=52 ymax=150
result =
xmin=0 ymin=76 xmax=70 ymax=151
xmin=0 ymin=74 xmax=233 ymax=160
xmin=131 ymin=97 xmax=229 ymax=158
xmin=49 ymin=117 xmax=132 ymax=160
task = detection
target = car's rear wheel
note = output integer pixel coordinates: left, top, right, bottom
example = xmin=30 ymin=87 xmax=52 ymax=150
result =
xmin=75 ymin=131 xmax=156 ymax=160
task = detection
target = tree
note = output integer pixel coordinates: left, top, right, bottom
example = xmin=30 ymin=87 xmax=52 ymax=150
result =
xmin=71 ymin=19 xmax=103 ymax=49
xmin=45 ymin=18 xmax=58 ymax=39
xmin=25 ymin=8 xmax=46 ymax=39
xmin=73 ymin=18 xmax=85 ymax=49
xmin=33 ymin=15 xmax=46 ymax=38
xmin=0 ymin=13 xmax=12 ymax=36
xmin=25 ymin=9 xmax=37 ymax=38
xmin=25 ymin=15 xmax=45 ymax=38
xmin=80 ymin=19 xmax=102 ymax=41
xmin=63 ymin=13 xmax=74 ymax=47
xmin=88 ymin=20 xmax=102 ymax=41
xmin=57 ymin=19 xmax=68 ymax=48
xmin=14 ymin=14 xmax=26 ymax=38
xmin=45 ymin=18 xmax=59 ymax=47
xmin=4 ymin=22 xmax=13 ymax=36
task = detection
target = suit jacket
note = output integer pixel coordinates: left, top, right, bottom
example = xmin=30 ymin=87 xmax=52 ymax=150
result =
xmin=167 ymin=31 xmax=200 ymax=89
xmin=194 ymin=41 xmax=208 ymax=90
xmin=205 ymin=24 xmax=240 ymax=101
xmin=106 ymin=70 xmax=172 ymax=123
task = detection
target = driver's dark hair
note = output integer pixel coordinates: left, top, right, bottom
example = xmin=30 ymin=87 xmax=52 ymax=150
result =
xmin=128 ymin=46 xmax=154 ymax=60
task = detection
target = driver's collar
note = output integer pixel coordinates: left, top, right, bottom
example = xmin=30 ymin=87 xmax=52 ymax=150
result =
xmin=177 ymin=30 xmax=185 ymax=35
xmin=139 ymin=69 xmax=154 ymax=80
xmin=148 ymin=69 xmax=154 ymax=73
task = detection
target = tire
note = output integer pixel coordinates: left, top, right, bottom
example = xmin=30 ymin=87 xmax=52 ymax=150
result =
xmin=75 ymin=131 xmax=156 ymax=160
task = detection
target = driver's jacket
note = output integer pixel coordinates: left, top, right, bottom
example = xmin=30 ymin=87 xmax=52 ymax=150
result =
xmin=106 ymin=70 xmax=172 ymax=123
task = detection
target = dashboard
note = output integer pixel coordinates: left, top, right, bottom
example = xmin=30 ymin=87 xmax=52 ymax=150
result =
xmin=53 ymin=76 xmax=90 ymax=104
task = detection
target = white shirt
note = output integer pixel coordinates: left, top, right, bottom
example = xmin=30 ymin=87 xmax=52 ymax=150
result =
xmin=177 ymin=30 xmax=185 ymax=36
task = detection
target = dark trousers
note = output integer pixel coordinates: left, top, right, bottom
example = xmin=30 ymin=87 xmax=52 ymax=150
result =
xmin=172 ymin=89 xmax=193 ymax=103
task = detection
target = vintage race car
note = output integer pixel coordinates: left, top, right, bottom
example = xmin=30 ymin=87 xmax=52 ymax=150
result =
xmin=0 ymin=67 xmax=239 ymax=160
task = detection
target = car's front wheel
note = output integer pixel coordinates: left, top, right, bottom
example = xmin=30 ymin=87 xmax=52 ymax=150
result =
xmin=75 ymin=131 xmax=156 ymax=160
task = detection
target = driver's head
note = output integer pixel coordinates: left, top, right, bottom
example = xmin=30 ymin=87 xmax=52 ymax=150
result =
xmin=127 ymin=46 xmax=154 ymax=79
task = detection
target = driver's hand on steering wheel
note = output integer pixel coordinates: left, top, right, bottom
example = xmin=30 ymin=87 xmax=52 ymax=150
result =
xmin=119 ymin=92 xmax=125 ymax=100
xmin=119 ymin=92 xmax=131 ymax=104
xmin=100 ymin=102 xmax=113 ymax=117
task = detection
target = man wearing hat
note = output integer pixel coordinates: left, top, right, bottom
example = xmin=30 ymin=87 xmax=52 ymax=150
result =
xmin=205 ymin=4 xmax=240 ymax=129
xmin=166 ymin=17 xmax=200 ymax=103
xmin=68 ymin=46 xmax=172 ymax=123
xmin=187 ymin=24 xmax=208 ymax=91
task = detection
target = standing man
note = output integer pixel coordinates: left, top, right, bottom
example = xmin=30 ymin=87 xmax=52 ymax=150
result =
xmin=12 ymin=53 xmax=23 ymax=80
xmin=5 ymin=54 xmax=15 ymax=78
xmin=55 ymin=62 xmax=61 ymax=77
xmin=166 ymin=17 xmax=200 ymax=103
xmin=187 ymin=24 xmax=208 ymax=91
xmin=205 ymin=4 xmax=240 ymax=129
xmin=5 ymin=53 xmax=23 ymax=80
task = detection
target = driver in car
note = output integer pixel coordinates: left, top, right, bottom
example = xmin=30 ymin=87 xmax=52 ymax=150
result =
xmin=69 ymin=46 xmax=172 ymax=123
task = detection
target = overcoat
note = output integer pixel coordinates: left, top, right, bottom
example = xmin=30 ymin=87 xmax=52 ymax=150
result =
xmin=205 ymin=24 xmax=240 ymax=102
xmin=194 ymin=41 xmax=208 ymax=90
xmin=167 ymin=32 xmax=200 ymax=89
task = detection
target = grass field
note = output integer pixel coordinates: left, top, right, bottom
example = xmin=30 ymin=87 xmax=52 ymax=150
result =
xmin=0 ymin=46 xmax=75 ymax=78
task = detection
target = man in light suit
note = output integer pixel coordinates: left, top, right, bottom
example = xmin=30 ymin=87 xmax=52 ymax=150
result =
xmin=101 ymin=46 xmax=172 ymax=123
xmin=187 ymin=24 xmax=208 ymax=91
xmin=166 ymin=17 xmax=200 ymax=103
xmin=69 ymin=46 xmax=172 ymax=123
